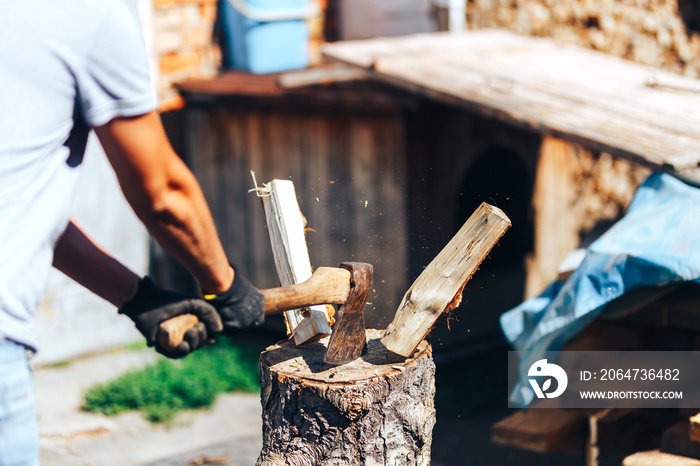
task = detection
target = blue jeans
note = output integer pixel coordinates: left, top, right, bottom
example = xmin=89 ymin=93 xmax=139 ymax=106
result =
xmin=0 ymin=340 xmax=38 ymax=466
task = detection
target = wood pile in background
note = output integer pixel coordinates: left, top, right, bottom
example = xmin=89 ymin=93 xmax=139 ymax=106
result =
xmin=467 ymin=0 xmax=700 ymax=79
xmin=526 ymin=136 xmax=649 ymax=297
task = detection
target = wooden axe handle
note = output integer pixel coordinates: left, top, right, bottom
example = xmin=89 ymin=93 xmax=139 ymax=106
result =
xmin=157 ymin=267 xmax=351 ymax=352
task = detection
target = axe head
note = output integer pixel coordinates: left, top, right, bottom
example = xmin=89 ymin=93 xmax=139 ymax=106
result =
xmin=324 ymin=262 xmax=373 ymax=365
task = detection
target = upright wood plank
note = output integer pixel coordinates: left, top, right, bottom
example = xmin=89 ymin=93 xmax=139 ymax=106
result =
xmin=218 ymin=108 xmax=275 ymax=290
xmin=526 ymin=136 xmax=581 ymax=297
xmin=526 ymin=136 xmax=648 ymax=297
xmin=186 ymin=108 xmax=219 ymax=215
xmin=382 ymin=203 xmax=511 ymax=357
xmin=259 ymin=179 xmax=333 ymax=344
xmin=240 ymin=111 xmax=279 ymax=289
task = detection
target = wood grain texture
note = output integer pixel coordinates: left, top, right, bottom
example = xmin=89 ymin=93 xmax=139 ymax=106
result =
xmin=526 ymin=136 xmax=582 ymax=297
xmin=381 ymin=203 xmax=511 ymax=357
xmin=260 ymin=180 xmax=333 ymax=344
xmin=257 ymin=329 xmax=435 ymax=465
xmin=526 ymin=136 xmax=649 ymax=297
xmin=322 ymin=30 xmax=700 ymax=178
xmin=157 ymin=314 xmax=199 ymax=351
xmin=323 ymin=262 xmax=372 ymax=365
xmin=260 ymin=267 xmax=351 ymax=314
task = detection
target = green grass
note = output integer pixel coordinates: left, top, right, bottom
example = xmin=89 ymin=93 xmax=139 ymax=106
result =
xmin=81 ymin=339 xmax=260 ymax=424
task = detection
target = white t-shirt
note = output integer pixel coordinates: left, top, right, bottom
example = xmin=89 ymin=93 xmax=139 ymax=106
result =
xmin=0 ymin=0 xmax=157 ymax=350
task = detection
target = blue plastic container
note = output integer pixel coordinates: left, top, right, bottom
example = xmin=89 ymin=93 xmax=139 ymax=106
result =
xmin=220 ymin=0 xmax=312 ymax=74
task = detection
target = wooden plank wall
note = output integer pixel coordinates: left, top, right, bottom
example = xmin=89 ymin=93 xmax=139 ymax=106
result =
xmin=182 ymin=101 xmax=408 ymax=329
xmin=174 ymin=84 xmax=652 ymax=348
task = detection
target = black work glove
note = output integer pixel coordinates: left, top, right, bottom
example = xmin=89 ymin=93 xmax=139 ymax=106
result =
xmin=119 ymin=277 xmax=223 ymax=359
xmin=202 ymin=265 xmax=265 ymax=337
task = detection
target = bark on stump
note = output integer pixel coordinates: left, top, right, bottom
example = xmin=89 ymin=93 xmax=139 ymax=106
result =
xmin=257 ymin=329 xmax=435 ymax=466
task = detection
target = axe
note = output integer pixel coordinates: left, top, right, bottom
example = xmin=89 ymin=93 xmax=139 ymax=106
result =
xmin=158 ymin=262 xmax=372 ymax=365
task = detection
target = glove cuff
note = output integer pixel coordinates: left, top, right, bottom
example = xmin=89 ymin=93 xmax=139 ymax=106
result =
xmin=202 ymin=266 xmax=250 ymax=304
xmin=201 ymin=264 xmax=265 ymax=333
xmin=118 ymin=276 xmax=158 ymax=317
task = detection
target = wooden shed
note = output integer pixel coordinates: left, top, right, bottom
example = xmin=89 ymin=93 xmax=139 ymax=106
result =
xmin=169 ymin=29 xmax=700 ymax=350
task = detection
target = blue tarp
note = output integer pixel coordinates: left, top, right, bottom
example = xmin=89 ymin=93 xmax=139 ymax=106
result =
xmin=502 ymin=172 xmax=700 ymax=407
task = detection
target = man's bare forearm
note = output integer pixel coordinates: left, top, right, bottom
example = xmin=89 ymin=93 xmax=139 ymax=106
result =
xmin=53 ymin=219 xmax=140 ymax=306
xmin=95 ymin=112 xmax=234 ymax=294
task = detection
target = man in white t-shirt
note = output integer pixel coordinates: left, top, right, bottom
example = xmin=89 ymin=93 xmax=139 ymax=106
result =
xmin=0 ymin=1 xmax=263 ymax=464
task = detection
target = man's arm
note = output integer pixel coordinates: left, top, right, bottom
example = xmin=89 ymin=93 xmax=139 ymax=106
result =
xmin=53 ymin=218 xmax=223 ymax=358
xmin=53 ymin=219 xmax=140 ymax=306
xmin=94 ymin=111 xmax=233 ymax=294
xmin=95 ymin=111 xmax=264 ymax=339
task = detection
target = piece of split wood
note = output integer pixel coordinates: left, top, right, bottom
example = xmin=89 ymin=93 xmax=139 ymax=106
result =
xmin=258 ymin=179 xmax=332 ymax=344
xmin=382 ymin=203 xmax=511 ymax=357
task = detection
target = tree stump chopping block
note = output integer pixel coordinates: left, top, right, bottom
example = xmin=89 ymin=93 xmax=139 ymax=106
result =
xmin=257 ymin=329 xmax=435 ymax=466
